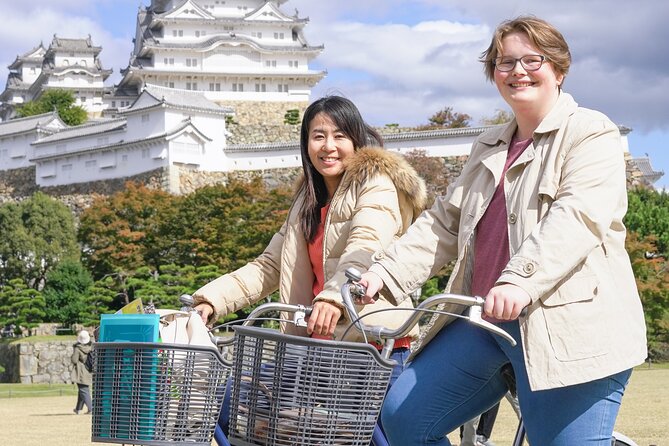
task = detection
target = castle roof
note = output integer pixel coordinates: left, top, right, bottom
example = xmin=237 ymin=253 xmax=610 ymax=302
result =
xmin=8 ymin=43 xmax=46 ymax=70
xmin=30 ymin=117 xmax=208 ymax=162
xmin=0 ymin=112 xmax=65 ymax=137
xmin=123 ymin=84 xmax=234 ymax=115
xmin=47 ymin=35 xmax=102 ymax=56
xmin=32 ymin=118 xmax=127 ymax=145
xmin=136 ymin=33 xmax=323 ymax=56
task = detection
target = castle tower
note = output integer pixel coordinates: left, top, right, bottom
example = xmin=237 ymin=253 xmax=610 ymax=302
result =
xmin=0 ymin=35 xmax=113 ymax=120
xmin=113 ymin=0 xmax=326 ymax=125
xmin=0 ymin=43 xmax=47 ymax=121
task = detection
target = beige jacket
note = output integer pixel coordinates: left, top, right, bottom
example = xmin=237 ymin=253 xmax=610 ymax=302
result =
xmin=369 ymin=93 xmax=647 ymax=390
xmin=193 ymin=147 xmax=426 ymax=341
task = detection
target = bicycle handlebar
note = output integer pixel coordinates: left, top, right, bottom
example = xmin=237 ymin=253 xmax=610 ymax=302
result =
xmin=340 ymin=267 xmax=518 ymax=350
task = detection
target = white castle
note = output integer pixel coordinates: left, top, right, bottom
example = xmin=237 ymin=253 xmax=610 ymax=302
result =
xmin=0 ymin=0 xmax=661 ymax=192
xmin=114 ymin=0 xmax=325 ymax=106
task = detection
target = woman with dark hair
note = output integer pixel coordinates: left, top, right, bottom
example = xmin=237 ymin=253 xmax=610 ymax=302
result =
xmin=193 ymin=94 xmax=425 ymax=349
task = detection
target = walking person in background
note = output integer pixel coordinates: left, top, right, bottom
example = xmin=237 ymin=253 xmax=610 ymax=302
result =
xmin=71 ymin=330 xmax=92 ymax=415
xmin=356 ymin=15 xmax=647 ymax=445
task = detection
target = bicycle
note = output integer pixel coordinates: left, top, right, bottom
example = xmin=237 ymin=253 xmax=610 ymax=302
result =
xmin=91 ymin=275 xmax=638 ymax=446
xmin=212 ymin=269 xmax=524 ymax=446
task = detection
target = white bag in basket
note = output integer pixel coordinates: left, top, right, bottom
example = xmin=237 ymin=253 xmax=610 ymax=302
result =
xmin=156 ymin=309 xmax=216 ymax=350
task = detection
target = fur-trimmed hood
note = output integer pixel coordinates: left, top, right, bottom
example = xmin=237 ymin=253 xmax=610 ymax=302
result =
xmin=340 ymin=147 xmax=427 ymax=217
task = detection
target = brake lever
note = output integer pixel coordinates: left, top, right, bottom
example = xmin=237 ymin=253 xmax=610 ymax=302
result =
xmin=293 ymin=304 xmax=312 ymax=328
xmin=467 ymin=305 xmax=518 ymax=347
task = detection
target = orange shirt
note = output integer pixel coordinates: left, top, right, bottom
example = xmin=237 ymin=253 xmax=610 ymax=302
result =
xmin=308 ymin=204 xmax=330 ymax=299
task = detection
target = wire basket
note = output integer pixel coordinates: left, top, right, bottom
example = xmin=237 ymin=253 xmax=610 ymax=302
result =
xmin=91 ymin=342 xmax=230 ymax=445
xmin=228 ymin=326 xmax=394 ymax=446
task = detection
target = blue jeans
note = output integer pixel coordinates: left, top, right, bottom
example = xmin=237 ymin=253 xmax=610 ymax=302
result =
xmin=381 ymin=319 xmax=632 ymax=445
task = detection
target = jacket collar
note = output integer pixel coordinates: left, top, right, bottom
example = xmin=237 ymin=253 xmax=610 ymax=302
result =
xmin=534 ymin=92 xmax=578 ymax=135
xmin=477 ymin=92 xmax=578 ymax=147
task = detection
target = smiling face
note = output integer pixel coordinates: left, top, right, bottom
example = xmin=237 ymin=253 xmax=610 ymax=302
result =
xmin=494 ymin=32 xmax=564 ymax=120
xmin=307 ymin=112 xmax=356 ymax=198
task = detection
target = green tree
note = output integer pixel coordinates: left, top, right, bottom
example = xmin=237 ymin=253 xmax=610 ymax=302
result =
xmin=0 ymin=204 xmax=32 ymax=286
xmin=16 ymin=89 xmax=87 ymax=126
xmin=42 ymin=260 xmax=93 ymax=326
xmin=625 ymin=187 xmax=669 ymax=255
xmin=0 ymin=192 xmax=79 ymax=289
xmin=0 ymin=278 xmax=46 ymax=330
xmin=284 ymin=109 xmax=300 ymax=125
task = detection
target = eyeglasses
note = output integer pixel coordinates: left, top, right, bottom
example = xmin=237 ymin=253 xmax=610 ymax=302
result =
xmin=494 ymin=55 xmax=546 ymax=72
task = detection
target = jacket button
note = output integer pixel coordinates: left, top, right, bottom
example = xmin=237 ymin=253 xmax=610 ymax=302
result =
xmin=373 ymin=251 xmax=385 ymax=261
xmin=509 ymin=213 xmax=517 ymax=224
xmin=523 ymin=263 xmax=535 ymax=274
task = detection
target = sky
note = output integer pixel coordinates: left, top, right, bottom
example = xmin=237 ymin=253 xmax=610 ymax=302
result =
xmin=0 ymin=0 xmax=667 ymax=189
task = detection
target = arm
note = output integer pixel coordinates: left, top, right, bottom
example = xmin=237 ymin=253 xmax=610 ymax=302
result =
xmin=193 ymin=219 xmax=288 ymax=324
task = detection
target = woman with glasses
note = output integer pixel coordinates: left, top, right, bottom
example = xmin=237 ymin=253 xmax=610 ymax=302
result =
xmin=356 ymin=16 xmax=647 ymax=445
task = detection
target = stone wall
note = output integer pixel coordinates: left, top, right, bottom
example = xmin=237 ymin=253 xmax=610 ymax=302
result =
xmin=225 ymin=101 xmax=306 ymax=145
xmin=177 ymin=165 xmax=302 ymax=195
xmin=0 ymin=166 xmax=39 ymax=203
xmin=0 ymin=340 xmax=75 ymax=384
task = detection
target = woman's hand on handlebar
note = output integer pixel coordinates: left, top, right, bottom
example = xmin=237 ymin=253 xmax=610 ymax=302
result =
xmin=484 ymin=284 xmax=530 ymax=320
xmin=356 ymin=271 xmax=384 ymax=304
xmin=194 ymin=302 xmax=214 ymax=325
xmin=307 ymin=301 xmax=342 ymax=337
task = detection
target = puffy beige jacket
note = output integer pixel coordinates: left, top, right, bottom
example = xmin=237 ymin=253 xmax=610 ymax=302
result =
xmin=369 ymin=93 xmax=647 ymax=390
xmin=193 ymin=147 xmax=426 ymax=341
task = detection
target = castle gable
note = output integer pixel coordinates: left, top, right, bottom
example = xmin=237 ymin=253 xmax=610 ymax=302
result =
xmin=246 ymin=3 xmax=293 ymax=22
xmin=162 ymin=0 xmax=213 ymax=20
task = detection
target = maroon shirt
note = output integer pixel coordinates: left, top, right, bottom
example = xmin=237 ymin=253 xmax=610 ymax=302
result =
xmin=472 ymin=136 xmax=533 ymax=298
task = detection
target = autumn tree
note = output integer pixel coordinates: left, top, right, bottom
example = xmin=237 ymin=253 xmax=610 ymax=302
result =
xmin=626 ymin=231 xmax=669 ymax=358
xmin=16 ymin=89 xmax=87 ymax=126
xmin=403 ymin=149 xmax=449 ymax=204
xmin=480 ymin=109 xmax=514 ymax=126
xmin=418 ymin=106 xmax=471 ymax=130
xmin=78 ymin=182 xmax=177 ymax=278
xmin=160 ymin=176 xmax=292 ymax=270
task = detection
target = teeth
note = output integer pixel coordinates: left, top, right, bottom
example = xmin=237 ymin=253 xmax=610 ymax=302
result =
xmin=321 ymin=157 xmax=338 ymax=161
xmin=511 ymin=83 xmax=533 ymax=87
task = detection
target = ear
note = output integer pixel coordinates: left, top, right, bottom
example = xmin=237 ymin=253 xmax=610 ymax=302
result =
xmin=556 ymin=73 xmax=565 ymax=87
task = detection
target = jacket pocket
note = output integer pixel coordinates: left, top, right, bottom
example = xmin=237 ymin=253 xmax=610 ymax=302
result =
xmin=542 ymin=273 xmax=606 ymax=361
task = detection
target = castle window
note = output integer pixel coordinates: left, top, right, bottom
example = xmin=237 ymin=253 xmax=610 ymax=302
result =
xmin=255 ymin=83 xmax=266 ymax=92
xmin=232 ymin=83 xmax=244 ymax=92
xmin=142 ymin=114 xmax=150 ymax=123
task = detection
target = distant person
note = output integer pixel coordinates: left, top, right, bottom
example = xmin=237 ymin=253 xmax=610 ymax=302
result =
xmin=356 ymin=15 xmax=647 ymax=445
xmin=71 ymin=330 xmax=92 ymax=415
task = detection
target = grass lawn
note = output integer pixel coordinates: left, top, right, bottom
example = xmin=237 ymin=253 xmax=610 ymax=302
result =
xmin=0 ymin=363 xmax=666 ymax=445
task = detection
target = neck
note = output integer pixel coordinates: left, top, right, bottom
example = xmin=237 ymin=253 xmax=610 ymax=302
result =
xmin=512 ymin=90 xmax=561 ymax=140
